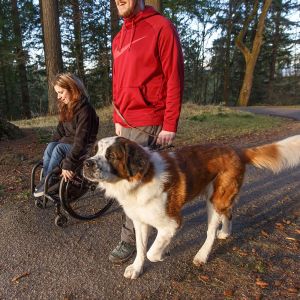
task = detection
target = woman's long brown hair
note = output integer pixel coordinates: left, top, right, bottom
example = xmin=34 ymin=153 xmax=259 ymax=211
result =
xmin=53 ymin=73 xmax=88 ymax=122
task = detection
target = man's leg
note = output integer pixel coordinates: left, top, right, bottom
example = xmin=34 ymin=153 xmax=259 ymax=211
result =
xmin=109 ymin=125 xmax=161 ymax=264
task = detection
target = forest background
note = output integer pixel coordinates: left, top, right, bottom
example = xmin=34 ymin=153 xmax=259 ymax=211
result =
xmin=0 ymin=0 xmax=299 ymax=120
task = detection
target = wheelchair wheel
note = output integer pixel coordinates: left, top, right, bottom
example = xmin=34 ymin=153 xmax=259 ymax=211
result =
xmin=55 ymin=214 xmax=68 ymax=227
xmin=59 ymin=176 xmax=113 ymax=220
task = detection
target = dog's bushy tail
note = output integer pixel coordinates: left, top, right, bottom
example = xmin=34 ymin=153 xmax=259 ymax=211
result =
xmin=242 ymin=135 xmax=300 ymax=173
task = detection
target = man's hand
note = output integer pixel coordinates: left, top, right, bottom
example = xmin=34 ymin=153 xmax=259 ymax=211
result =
xmin=156 ymin=130 xmax=176 ymax=146
xmin=61 ymin=169 xmax=75 ymax=181
xmin=115 ymin=123 xmax=122 ymax=136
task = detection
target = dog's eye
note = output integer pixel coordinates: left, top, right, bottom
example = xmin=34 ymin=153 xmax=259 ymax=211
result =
xmin=106 ymin=153 xmax=117 ymax=161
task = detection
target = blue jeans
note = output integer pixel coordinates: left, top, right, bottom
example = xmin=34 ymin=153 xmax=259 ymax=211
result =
xmin=43 ymin=142 xmax=72 ymax=176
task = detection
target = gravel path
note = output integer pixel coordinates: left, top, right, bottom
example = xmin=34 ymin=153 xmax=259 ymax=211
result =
xmin=1 ymin=114 xmax=300 ymax=299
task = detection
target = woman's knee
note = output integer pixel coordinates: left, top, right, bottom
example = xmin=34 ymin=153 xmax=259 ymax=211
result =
xmin=52 ymin=143 xmax=71 ymax=158
xmin=44 ymin=142 xmax=59 ymax=157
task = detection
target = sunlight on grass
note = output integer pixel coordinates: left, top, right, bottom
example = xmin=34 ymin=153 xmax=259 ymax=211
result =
xmin=176 ymin=103 xmax=285 ymax=145
xmin=12 ymin=103 xmax=286 ymax=145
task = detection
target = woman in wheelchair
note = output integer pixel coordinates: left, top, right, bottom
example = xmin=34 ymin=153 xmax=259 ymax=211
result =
xmin=33 ymin=73 xmax=99 ymax=197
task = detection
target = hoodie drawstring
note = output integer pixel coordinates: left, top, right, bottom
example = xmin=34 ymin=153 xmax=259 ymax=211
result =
xmin=128 ymin=21 xmax=135 ymax=51
xmin=118 ymin=25 xmax=126 ymax=51
xmin=118 ymin=20 xmax=136 ymax=52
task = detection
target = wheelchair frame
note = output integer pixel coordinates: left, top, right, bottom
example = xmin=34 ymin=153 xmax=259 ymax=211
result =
xmin=31 ymin=161 xmax=113 ymax=227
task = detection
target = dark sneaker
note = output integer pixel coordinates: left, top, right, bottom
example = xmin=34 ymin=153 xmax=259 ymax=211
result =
xmin=33 ymin=177 xmax=60 ymax=197
xmin=109 ymin=241 xmax=136 ymax=264
xmin=33 ymin=179 xmax=45 ymax=197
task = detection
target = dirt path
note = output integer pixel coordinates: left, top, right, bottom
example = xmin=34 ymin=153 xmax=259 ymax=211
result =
xmin=0 ymin=123 xmax=299 ymax=299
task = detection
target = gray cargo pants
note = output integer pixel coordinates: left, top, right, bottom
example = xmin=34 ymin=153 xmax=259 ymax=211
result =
xmin=118 ymin=125 xmax=161 ymax=245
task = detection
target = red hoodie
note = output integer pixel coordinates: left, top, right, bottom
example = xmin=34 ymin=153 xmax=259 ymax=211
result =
xmin=112 ymin=6 xmax=184 ymax=132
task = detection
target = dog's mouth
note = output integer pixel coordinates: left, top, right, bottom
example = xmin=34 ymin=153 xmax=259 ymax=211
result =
xmin=83 ymin=158 xmax=121 ymax=184
xmin=82 ymin=159 xmax=103 ymax=182
xmin=82 ymin=167 xmax=100 ymax=182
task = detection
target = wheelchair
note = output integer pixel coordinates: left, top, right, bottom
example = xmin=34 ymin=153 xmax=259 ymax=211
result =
xmin=30 ymin=161 xmax=113 ymax=227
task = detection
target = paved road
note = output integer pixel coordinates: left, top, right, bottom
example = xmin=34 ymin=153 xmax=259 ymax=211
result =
xmin=235 ymin=105 xmax=300 ymax=121
xmin=1 ymin=165 xmax=299 ymax=299
xmin=1 ymin=109 xmax=300 ymax=299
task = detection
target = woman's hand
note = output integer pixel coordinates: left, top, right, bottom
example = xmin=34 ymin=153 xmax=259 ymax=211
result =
xmin=61 ymin=169 xmax=75 ymax=181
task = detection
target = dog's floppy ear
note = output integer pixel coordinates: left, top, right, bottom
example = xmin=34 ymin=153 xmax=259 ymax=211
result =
xmin=89 ymin=141 xmax=99 ymax=157
xmin=125 ymin=142 xmax=150 ymax=178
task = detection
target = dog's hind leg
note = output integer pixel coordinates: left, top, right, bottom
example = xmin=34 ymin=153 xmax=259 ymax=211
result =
xmin=147 ymin=220 xmax=178 ymax=262
xmin=124 ymin=221 xmax=150 ymax=279
xmin=193 ymin=174 xmax=240 ymax=265
xmin=193 ymin=200 xmax=221 ymax=266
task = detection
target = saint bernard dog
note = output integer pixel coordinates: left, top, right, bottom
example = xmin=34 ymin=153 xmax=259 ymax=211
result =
xmin=83 ymin=135 xmax=300 ymax=279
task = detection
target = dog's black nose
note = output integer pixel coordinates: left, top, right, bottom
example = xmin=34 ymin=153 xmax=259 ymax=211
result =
xmin=84 ymin=159 xmax=94 ymax=168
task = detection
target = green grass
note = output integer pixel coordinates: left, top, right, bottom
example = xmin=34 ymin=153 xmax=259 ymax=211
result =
xmin=12 ymin=103 xmax=287 ymax=146
xmin=175 ymin=103 xmax=285 ymax=145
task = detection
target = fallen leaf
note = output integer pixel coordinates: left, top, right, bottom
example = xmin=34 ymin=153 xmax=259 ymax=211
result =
xmin=256 ymin=279 xmax=269 ymax=288
xmin=286 ymin=237 xmax=297 ymax=242
xmin=283 ymin=219 xmax=291 ymax=225
xmin=12 ymin=272 xmax=30 ymax=283
xmin=223 ymin=289 xmax=234 ymax=297
xmin=287 ymin=288 xmax=298 ymax=293
xmin=274 ymin=280 xmax=281 ymax=287
xmin=275 ymin=223 xmax=284 ymax=230
xmin=292 ymin=211 xmax=300 ymax=217
xmin=238 ymin=250 xmax=248 ymax=256
xmin=198 ymin=275 xmax=209 ymax=282
xmin=261 ymin=230 xmax=269 ymax=237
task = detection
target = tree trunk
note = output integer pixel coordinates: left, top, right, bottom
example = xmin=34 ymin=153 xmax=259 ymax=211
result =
xmin=110 ymin=0 xmax=119 ymax=43
xmin=236 ymin=0 xmax=272 ymax=106
xmin=11 ymin=0 xmax=31 ymax=118
xmin=145 ymin=0 xmax=162 ymax=13
xmin=268 ymin=0 xmax=281 ymax=101
xmin=0 ymin=117 xmax=24 ymax=140
xmin=0 ymin=60 xmax=10 ymax=117
xmin=71 ymin=0 xmax=86 ymax=85
xmin=223 ymin=0 xmax=235 ymax=106
xmin=238 ymin=59 xmax=256 ymax=106
xmin=40 ymin=0 xmax=63 ymax=114
xmin=103 ymin=3 xmax=111 ymax=105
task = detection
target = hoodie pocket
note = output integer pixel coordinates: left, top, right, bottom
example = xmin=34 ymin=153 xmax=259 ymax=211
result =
xmin=117 ymin=87 xmax=153 ymax=111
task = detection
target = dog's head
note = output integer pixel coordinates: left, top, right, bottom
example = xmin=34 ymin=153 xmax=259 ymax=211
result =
xmin=83 ymin=137 xmax=151 ymax=183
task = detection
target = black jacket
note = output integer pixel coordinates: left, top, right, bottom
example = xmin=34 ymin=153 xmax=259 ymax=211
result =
xmin=52 ymin=97 xmax=99 ymax=171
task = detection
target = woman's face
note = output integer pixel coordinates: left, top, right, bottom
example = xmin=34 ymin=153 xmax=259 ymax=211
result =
xmin=54 ymin=85 xmax=71 ymax=105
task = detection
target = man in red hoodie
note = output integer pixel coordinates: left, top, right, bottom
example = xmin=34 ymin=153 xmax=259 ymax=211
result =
xmin=109 ymin=0 xmax=184 ymax=264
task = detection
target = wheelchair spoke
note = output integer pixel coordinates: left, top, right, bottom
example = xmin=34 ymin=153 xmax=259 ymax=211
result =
xmin=59 ymin=178 xmax=113 ymax=220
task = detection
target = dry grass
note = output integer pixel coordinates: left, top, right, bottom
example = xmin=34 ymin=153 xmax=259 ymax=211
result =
xmin=12 ymin=103 xmax=286 ymax=145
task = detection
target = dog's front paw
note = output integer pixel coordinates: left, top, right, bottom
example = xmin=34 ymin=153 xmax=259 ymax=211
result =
xmin=124 ymin=264 xmax=143 ymax=279
xmin=192 ymin=253 xmax=208 ymax=267
xmin=147 ymin=250 xmax=165 ymax=262
xmin=216 ymin=230 xmax=231 ymax=240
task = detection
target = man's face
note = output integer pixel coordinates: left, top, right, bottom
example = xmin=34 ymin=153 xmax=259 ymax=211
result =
xmin=115 ymin=0 xmax=138 ymax=18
